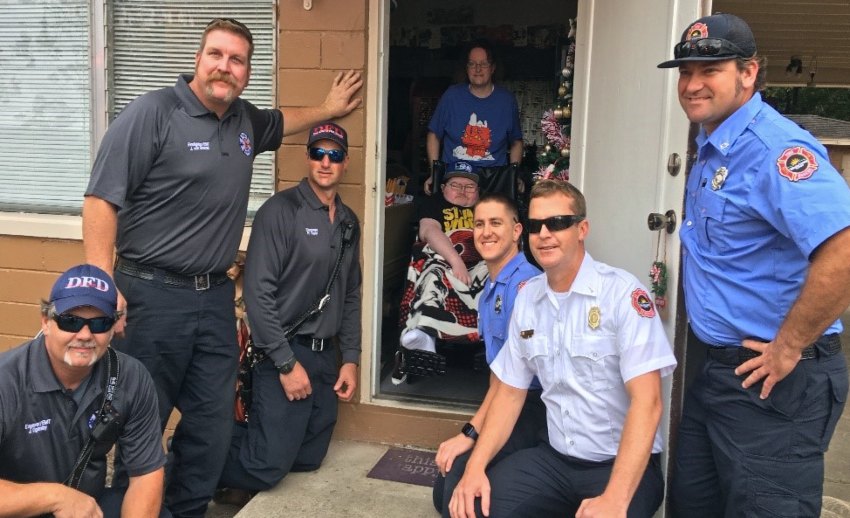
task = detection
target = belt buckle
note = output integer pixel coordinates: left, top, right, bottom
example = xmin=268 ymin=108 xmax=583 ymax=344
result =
xmin=311 ymin=338 xmax=324 ymax=352
xmin=195 ymin=274 xmax=210 ymax=291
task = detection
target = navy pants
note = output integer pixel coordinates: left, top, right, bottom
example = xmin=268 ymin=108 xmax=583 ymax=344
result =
xmin=432 ymin=389 xmax=548 ymax=517
xmin=114 ymin=270 xmax=238 ymax=518
xmin=476 ymin=444 xmax=663 ymax=518
xmin=218 ymin=339 xmax=339 ymax=491
xmin=670 ymin=337 xmax=848 ymax=517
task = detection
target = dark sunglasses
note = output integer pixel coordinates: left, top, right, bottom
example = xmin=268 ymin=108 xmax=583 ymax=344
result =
xmin=673 ymin=38 xmax=746 ymax=60
xmin=527 ymin=215 xmax=584 ymax=234
xmin=206 ymin=18 xmax=253 ymax=44
xmin=308 ymin=147 xmax=346 ymax=164
xmin=52 ymin=313 xmax=116 ymax=334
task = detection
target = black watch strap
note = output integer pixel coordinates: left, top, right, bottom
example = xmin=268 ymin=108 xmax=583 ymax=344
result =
xmin=277 ymin=357 xmax=296 ymax=375
xmin=461 ymin=422 xmax=479 ymax=441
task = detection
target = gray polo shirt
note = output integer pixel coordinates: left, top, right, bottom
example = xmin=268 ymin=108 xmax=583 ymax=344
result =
xmin=0 ymin=336 xmax=166 ymax=497
xmin=86 ymin=74 xmax=284 ymax=275
xmin=244 ymin=179 xmax=362 ymax=367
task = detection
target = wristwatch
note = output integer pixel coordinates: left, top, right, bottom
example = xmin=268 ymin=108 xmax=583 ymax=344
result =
xmin=277 ymin=357 xmax=296 ymax=375
xmin=461 ymin=422 xmax=479 ymax=441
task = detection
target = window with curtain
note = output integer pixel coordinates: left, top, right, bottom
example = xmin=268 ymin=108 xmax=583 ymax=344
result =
xmin=0 ymin=0 xmax=275 ymax=215
xmin=0 ymin=1 xmax=92 ymax=213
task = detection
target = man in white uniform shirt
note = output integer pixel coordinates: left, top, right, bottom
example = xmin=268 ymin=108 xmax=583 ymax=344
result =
xmin=450 ymin=179 xmax=677 ymax=518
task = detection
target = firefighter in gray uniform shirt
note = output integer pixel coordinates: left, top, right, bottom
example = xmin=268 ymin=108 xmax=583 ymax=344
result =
xmin=82 ymin=18 xmax=362 ymax=518
xmin=216 ymin=122 xmax=361 ymax=499
xmin=0 ymin=264 xmax=166 ymax=518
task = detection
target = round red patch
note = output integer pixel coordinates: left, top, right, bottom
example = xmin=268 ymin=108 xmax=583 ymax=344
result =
xmin=777 ymin=146 xmax=818 ymax=182
xmin=631 ymin=288 xmax=656 ymax=318
xmin=687 ymin=22 xmax=709 ymax=40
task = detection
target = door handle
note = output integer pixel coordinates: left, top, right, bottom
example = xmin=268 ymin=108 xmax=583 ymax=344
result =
xmin=647 ymin=210 xmax=677 ymax=234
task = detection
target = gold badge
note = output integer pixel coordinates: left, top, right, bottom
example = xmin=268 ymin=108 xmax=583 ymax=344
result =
xmin=588 ymin=306 xmax=601 ymax=330
xmin=711 ymin=167 xmax=728 ymax=190
xmin=520 ymin=329 xmax=534 ymax=339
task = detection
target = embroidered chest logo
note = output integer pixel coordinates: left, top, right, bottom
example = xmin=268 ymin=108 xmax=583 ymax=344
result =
xmin=631 ymin=289 xmax=656 ymax=318
xmin=187 ymin=141 xmax=210 ymax=151
xmin=777 ymin=146 xmax=818 ymax=182
xmin=239 ymin=132 xmax=253 ymax=157
xmin=24 ymin=418 xmax=52 ymax=435
xmin=305 ymin=228 xmax=318 ymax=236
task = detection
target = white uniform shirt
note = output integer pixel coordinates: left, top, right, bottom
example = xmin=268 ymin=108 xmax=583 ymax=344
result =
xmin=491 ymin=253 xmax=677 ymax=461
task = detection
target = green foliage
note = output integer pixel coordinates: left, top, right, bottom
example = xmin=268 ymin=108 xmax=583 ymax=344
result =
xmin=764 ymin=87 xmax=850 ymax=121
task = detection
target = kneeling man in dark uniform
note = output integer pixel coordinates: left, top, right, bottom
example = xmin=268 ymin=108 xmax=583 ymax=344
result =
xmin=0 ymin=264 xmax=167 ymax=517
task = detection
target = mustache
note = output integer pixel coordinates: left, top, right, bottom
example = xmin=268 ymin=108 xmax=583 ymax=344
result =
xmin=208 ymin=71 xmax=238 ymax=87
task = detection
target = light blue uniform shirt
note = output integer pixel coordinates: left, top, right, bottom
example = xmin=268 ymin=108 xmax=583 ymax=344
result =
xmin=681 ymin=93 xmax=850 ymax=346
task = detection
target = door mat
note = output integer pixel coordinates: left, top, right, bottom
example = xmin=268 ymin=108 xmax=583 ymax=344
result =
xmin=366 ymin=447 xmax=438 ymax=487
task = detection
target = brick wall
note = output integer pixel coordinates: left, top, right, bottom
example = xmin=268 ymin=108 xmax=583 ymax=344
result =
xmin=0 ymin=236 xmax=85 ymax=352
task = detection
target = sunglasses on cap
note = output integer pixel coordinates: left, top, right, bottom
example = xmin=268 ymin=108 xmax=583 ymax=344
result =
xmin=308 ymin=147 xmax=346 ymax=164
xmin=527 ymin=215 xmax=585 ymax=234
xmin=673 ymin=38 xmax=746 ymax=60
xmin=52 ymin=313 xmax=116 ymax=334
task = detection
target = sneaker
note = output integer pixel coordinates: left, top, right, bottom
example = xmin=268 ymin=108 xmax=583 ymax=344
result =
xmin=405 ymin=348 xmax=447 ymax=378
xmin=391 ymin=349 xmax=408 ymax=385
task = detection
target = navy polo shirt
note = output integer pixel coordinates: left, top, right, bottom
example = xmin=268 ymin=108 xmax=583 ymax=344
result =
xmin=0 ymin=336 xmax=166 ymax=497
xmin=86 ymin=74 xmax=284 ymax=275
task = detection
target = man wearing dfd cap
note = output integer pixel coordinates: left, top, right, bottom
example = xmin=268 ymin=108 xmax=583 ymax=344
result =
xmin=659 ymin=13 xmax=850 ymax=516
xmin=0 ymin=264 xmax=167 ymax=517
xmin=215 ymin=121 xmax=361 ymax=503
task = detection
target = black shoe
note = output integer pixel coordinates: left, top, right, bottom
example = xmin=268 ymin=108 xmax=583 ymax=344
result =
xmin=391 ymin=350 xmax=408 ymax=385
xmin=213 ymin=488 xmax=254 ymax=508
xmin=405 ymin=348 xmax=447 ymax=378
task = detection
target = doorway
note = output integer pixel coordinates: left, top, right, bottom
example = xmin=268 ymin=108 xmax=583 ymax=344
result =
xmin=376 ymin=0 xmax=579 ymax=407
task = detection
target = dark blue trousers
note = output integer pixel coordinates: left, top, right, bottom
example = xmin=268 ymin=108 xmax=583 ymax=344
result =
xmin=113 ymin=270 xmax=238 ymax=518
xmin=479 ymin=444 xmax=663 ymax=518
xmin=670 ymin=337 xmax=848 ymax=517
xmin=432 ymin=389 xmax=548 ymax=517
xmin=218 ymin=340 xmax=339 ymax=491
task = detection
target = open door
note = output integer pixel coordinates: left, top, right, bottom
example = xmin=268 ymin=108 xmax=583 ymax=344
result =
xmin=569 ymin=0 xmax=706 ymax=505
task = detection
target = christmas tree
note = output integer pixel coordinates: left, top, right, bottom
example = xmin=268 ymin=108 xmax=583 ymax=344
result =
xmin=535 ymin=19 xmax=576 ymax=182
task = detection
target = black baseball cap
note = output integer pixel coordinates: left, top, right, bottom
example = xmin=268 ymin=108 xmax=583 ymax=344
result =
xmin=657 ymin=13 xmax=756 ymax=68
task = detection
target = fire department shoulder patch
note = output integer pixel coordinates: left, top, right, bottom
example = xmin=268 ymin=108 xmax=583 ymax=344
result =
xmin=631 ymin=288 xmax=656 ymax=318
xmin=777 ymin=146 xmax=818 ymax=182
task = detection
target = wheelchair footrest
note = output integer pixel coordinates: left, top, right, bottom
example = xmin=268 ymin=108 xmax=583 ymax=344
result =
xmin=405 ymin=348 xmax=447 ymax=377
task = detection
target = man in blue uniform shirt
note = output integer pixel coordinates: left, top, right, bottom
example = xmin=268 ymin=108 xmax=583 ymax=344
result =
xmin=432 ymin=193 xmax=542 ymax=517
xmin=659 ymin=13 xmax=850 ymax=517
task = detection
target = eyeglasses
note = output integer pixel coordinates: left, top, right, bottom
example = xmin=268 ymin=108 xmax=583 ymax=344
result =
xmin=673 ymin=38 xmax=746 ymax=60
xmin=52 ymin=313 xmax=116 ymax=334
xmin=466 ymin=61 xmax=492 ymax=70
xmin=206 ymin=18 xmax=253 ymax=45
xmin=446 ymin=182 xmax=479 ymax=194
xmin=308 ymin=147 xmax=346 ymax=164
xmin=527 ymin=215 xmax=585 ymax=234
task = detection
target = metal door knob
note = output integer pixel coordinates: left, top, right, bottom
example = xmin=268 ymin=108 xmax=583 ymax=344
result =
xmin=647 ymin=210 xmax=677 ymax=234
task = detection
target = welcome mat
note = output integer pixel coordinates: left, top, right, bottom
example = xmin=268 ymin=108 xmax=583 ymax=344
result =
xmin=367 ymin=447 xmax=438 ymax=487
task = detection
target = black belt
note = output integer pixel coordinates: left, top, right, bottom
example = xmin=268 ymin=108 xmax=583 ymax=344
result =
xmin=702 ymin=333 xmax=841 ymax=367
xmin=116 ymin=257 xmax=229 ymax=291
xmin=292 ymin=335 xmax=332 ymax=352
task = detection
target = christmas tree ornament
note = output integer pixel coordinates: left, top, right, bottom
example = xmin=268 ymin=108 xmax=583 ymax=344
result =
xmin=560 ymin=147 xmax=570 ymax=158
xmin=562 ymin=67 xmax=571 ymax=78
xmin=563 ymin=104 xmax=572 ymax=118
xmin=558 ymin=84 xmax=567 ymax=97
xmin=544 ymin=144 xmax=552 ymax=153
xmin=553 ymin=107 xmax=563 ymax=119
